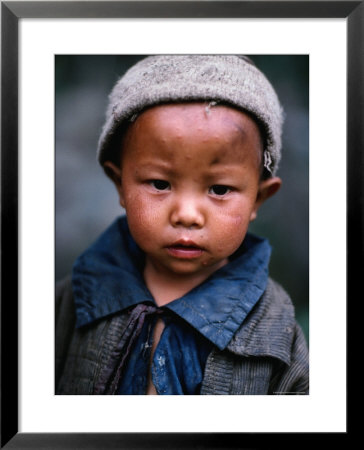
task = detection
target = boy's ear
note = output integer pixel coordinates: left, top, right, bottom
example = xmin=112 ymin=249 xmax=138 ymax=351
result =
xmin=103 ymin=161 xmax=125 ymax=207
xmin=250 ymin=177 xmax=282 ymax=222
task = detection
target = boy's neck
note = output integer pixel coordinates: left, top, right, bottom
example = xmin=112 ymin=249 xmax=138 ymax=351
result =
xmin=143 ymin=258 xmax=228 ymax=307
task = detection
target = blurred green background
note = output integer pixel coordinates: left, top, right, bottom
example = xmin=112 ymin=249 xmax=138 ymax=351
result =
xmin=56 ymin=55 xmax=309 ymax=343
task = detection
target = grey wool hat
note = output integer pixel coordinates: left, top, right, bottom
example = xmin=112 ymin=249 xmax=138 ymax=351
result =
xmin=97 ymin=55 xmax=284 ymax=176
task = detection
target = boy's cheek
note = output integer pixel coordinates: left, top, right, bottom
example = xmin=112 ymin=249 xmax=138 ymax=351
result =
xmin=213 ymin=212 xmax=249 ymax=246
xmin=125 ymin=211 xmax=155 ymax=249
xmin=123 ymin=195 xmax=162 ymax=237
xmin=122 ymin=188 xmax=147 ymax=212
xmin=228 ymin=214 xmax=244 ymax=226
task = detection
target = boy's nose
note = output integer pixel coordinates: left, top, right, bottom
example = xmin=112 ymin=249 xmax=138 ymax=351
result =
xmin=170 ymin=197 xmax=205 ymax=229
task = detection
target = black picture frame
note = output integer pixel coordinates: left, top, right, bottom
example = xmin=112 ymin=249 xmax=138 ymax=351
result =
xmin=1 ymin=1 xmax=360 ymax=448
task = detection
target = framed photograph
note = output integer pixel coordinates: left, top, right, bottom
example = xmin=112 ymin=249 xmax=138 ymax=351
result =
xmin=2 ymin=1 xmax=359 ymax=447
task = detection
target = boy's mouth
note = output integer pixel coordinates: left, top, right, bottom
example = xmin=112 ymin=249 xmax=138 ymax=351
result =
xmin=166 ymin=240 xmax=204 ymax=259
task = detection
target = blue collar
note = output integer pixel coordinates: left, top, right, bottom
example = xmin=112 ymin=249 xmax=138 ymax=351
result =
xmin=72 ymin=216 xmax=271 ymax=350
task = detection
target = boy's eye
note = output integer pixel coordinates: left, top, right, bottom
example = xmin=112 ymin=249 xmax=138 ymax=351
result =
xmin=209 ymin=185 xmax=231 ymax=196
xmin=149 ymin=180 xmax=170 ymax=191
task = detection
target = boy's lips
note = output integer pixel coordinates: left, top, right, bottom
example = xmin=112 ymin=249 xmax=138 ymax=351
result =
xmin=165 ymin=239 xmax=204 ymax=259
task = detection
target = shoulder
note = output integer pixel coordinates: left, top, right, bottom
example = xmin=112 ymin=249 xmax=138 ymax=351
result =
xmin=253 ymin=277 xmax=296 ymax=327
xmin=55 ymin=275 xmax=77 ymax=389
xmin=55 ymin=274 xmax=76 ymax=330
xmin=263 ymin=277 xmax=294 ymax=309
xmin=56 ymin=274 xmax=73 ymax=295
xmin=227 ymin=278 xmax=301 ymax=365
xmin=241 ymin=277 xmax=296 ymax=335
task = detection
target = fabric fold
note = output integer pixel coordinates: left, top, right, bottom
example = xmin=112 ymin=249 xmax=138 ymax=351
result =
xmin=93 ymin=303 xmax=163 ymax=394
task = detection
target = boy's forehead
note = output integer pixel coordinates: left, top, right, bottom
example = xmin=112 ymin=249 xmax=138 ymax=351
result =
xmin=128 ymin=103 xmax=262 ymax=144
xmin=122 ymin=102 xmax=263 ymax=167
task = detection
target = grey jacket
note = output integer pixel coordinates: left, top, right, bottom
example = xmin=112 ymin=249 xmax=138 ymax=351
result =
xmin=56 ymin=276 xmax=309 ymax=395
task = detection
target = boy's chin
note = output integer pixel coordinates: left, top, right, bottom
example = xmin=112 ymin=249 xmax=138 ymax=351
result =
xmin=160 ymin=258 xmax=228 ymax=278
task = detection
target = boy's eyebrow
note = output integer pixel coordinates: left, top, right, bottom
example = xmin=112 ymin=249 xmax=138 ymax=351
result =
xmin=135 ymin=160 xmax=175 ymax=172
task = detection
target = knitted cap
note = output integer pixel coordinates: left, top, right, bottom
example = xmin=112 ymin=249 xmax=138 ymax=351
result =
xmin=97 ymin=55 xmax=284 ymax=175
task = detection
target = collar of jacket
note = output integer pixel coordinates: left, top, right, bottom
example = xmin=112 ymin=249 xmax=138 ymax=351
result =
xmin=226 ymin=277 xmax=296 ymax=365
xmin=72 ymin=216 xmax=272 ymax=351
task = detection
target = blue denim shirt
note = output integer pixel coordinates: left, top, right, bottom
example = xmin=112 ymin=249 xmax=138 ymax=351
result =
xmin=72 ymin=216 xmax=271 ymax=394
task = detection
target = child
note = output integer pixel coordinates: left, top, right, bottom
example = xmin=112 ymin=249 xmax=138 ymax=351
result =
xmin=56 ymin=55 xmax=309 ymax=395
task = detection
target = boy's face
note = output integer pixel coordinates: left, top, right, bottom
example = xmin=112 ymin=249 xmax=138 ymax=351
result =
xmin=105 ymin=103 xmax=281 ymax=282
